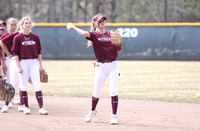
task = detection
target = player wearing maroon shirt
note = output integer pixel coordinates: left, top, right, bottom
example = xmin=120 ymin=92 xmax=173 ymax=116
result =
xmin=12 ymin=16 xmax=48 ymax=115
xmin=67 ymin=14 xmax=122 ymax=125
xmin=0 ymin=20 xmax=6 ymax=64
xmin=0 ymin=31 xmax=20 ymax=57
xmin=0 ymin=20 xmax=6 ymax=110
xmin=0 ymin=18 xmax=21 ymax=113
xmin=0 ymin=20 xmax=6 ymax=38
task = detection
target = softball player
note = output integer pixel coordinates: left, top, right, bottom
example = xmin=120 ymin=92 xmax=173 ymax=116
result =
xmin=0 ymin=20 xmax=6 ymax=110
xmin=3 ymin=18 xmax=18 ymax=82
xmin=0 ymin=20 xmax=6 ymax=68
xmin=11 ymin=16 xmax=48 ymax=115
xmin=67 ymin=14 xmax=122 ymax=125
xmin=0 ymin=18 xmax=23 ymax=113
xmin=0 ymin=20 xmax=6 ymax=38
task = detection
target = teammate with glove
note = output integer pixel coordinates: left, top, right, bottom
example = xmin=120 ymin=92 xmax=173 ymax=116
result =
xmin=67 ymin=14 xmax=122 ymax=125
xmin=0 ymin=18 xmax=22 ymax=113
xmin=11 ymin=16 xmax=48 ymax=115
xmin=0 ymin=20 xmax=6 ymax=109
xmin=0 ymin=20 xmax=15 ymax=110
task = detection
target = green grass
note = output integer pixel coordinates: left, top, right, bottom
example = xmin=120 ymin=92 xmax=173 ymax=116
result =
xmin=24 ymin=60 xmax=200 ymax=103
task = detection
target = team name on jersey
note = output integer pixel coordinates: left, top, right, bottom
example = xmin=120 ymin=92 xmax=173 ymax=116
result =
xmin=22 ymin=40 xmax=36 ymax=46
xmin=98 ymin=37 xmax=111 ymax=42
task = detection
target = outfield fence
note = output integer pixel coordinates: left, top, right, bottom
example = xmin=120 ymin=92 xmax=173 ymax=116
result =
xmin=33 ymin=23 xmax=200 ymax=60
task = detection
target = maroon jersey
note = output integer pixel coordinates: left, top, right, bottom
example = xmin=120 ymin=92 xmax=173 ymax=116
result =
xmin=12 ymin=32 xmax=41 ymax=60
xmin=2 ymin=32 xmax=19 ymax=45
xmin=0 ymin=34 xmax=4 ymax=40
xmin=0 ymin=33 xmax=5 ymax=63
xmin=0 ymin=32 xmax=9 ymax=40
xmin=1 ymin=32 xmax=15 ymax=56
xmin=0 ymin=34 xmax=3 ymax=39
xmin=87 ymin=31 xmax=118 ymax=62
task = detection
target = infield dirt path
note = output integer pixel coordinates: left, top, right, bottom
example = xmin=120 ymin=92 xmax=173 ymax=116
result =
xmin=0 ymin=95 xmax=200 ymax=131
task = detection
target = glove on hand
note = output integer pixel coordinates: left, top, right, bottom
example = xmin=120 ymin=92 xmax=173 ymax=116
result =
xmin=109 ymin=30 xmax=122 ymax=45
xmin=40 ymin=69 xmax=48 ymax=83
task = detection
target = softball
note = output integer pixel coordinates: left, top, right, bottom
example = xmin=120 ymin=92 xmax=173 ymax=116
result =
xmin=67 ymin=23 xmax=74 ymax=30
xmin=195 ymin=93 xmax=200 ymax=98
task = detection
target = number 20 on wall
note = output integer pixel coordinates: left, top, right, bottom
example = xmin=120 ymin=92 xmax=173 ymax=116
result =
xmin=117 ymin=28 xmax=138 ymax=38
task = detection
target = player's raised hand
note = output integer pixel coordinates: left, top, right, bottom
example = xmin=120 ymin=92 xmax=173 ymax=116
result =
xmin=66 ymin=23 xmax=75 ymax=31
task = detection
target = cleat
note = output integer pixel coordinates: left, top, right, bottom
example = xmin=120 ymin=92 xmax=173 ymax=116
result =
xmin=39 ymin=108 xmax=48 ymax=115
xmin=110 ymin=114 xmax=118 ymax=125
xmin=18 ymin=105 xmax=25 ymax=112
xmin=1 ymin=105 xmax=9 ymax=113
xmin=24 ymin=107 xmax=30 ymax=115
xmin=84 ymin=110 xmax=97 ymax=122
xmin=8 ymin=102 xmax=13 ymax=108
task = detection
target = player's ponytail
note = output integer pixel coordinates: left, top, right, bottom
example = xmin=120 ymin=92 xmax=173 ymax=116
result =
xmin=87 ymin=23 xmax=95 ymax=47
xmin=87 ymin=14 xmax=100 ymax=47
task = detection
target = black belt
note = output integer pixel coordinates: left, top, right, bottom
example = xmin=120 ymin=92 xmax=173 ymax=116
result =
xmin=98 ymin=59 xmax=115 ymax=63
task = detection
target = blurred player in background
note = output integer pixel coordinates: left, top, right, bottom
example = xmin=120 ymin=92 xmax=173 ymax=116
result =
xmin=11 ymin=16 xmax=48 ymax=115
xmin=0 ymin=18 xmax=21 ymax=113
xmin=0 ymin=20 xmax=6 ymax=38
xmin=0 ymin=20 xmax=6 ymax=110
xmin=67 ymin=14 xmax=122 ymax=125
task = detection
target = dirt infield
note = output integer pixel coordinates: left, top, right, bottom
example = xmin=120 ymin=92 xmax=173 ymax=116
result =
xmin=0 ymin=95 xmax=200 ymax=131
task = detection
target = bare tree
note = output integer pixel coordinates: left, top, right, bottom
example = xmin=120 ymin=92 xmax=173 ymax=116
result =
xmin=0 ymin=0 xmax=200 ymax=23
xmin=66 ymin=0 xmax=74 ymax=22
xmin=110 ymin=0 xmax=117 ymax=22
xmin=48 ymin=0 xmax=55 ymax=22
xmin=60 ymin=0 xmax=65 ymax=22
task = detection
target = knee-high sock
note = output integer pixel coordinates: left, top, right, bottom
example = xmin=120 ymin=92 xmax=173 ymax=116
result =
xmin=5 ymin=101 xmax=9 ymax=106
xmin=111 ymin=95 xmax=118 ymax=114
xmin=21 ymin=91 xmax=29 ymax=107
xmin=20 ymin=90 xmax=24 ymax=105
xmin=91 ymin=96 xmax=99 ymax=111
xmin=36 ymin=91 xmax=43 ymax=108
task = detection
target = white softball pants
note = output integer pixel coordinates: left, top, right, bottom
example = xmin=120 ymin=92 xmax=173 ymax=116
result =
xmin=18 ymin=59 xmax=41 ymax=92
xmin=4 ymin=57 xmax=11 ymax=83
xmin=9 ymin=57 xmax=19 ymax=89
xmin=92 ymin=61 xmax=119 ymax=98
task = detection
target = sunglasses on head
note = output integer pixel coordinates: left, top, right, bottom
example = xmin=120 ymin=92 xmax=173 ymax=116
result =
xmin=0 ymin=28 xmax=4 ymax=31
xmin=98 ymin=20 xmax=105 ymax=24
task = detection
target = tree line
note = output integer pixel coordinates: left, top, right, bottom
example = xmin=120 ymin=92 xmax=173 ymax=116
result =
xmin=0 ymin=0 xmax=199 ymax=23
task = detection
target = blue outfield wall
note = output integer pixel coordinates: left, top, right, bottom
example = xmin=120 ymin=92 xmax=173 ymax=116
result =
xmin=32 ymin=23 xmax=200 ymax=60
